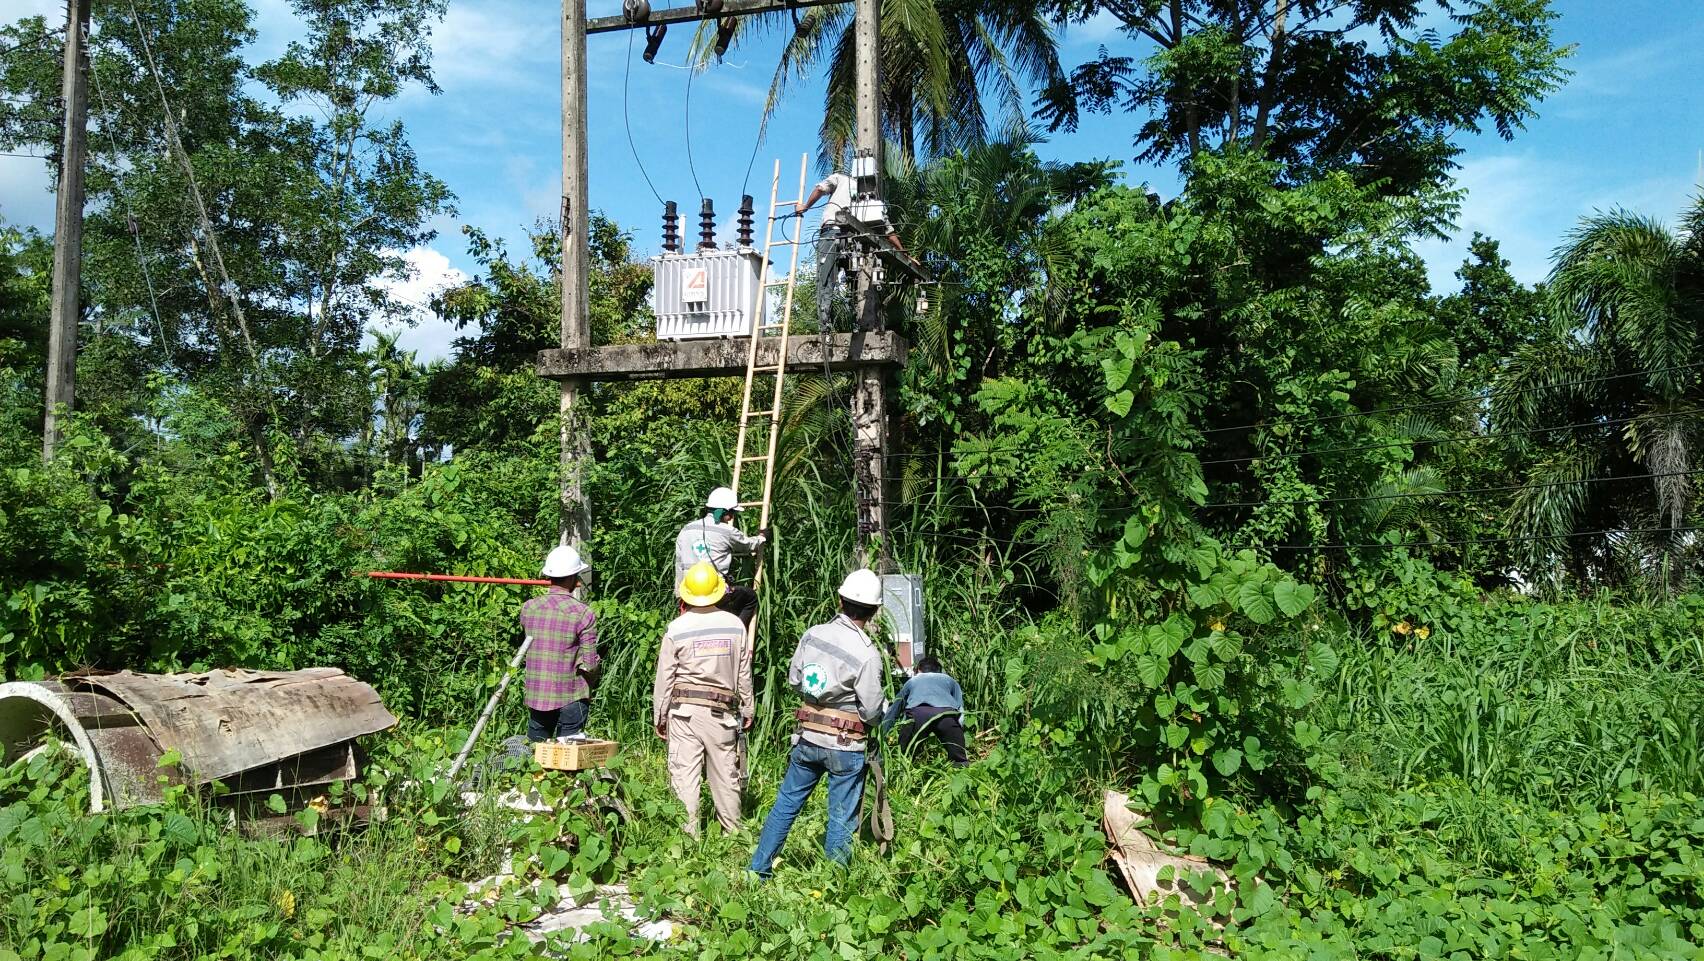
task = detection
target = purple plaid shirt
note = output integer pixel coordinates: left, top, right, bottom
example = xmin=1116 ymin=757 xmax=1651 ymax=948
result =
xmin=520 ymin=587 xmax=600 ymax=710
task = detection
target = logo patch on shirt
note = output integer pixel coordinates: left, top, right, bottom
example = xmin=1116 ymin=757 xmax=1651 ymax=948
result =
xmin=692 ymin=539 xmax=710 ymax=560
xmin=692 ymin=636 xmax=733 ymax=657
xmin=800 ymin=662 xmax=828 ymax=696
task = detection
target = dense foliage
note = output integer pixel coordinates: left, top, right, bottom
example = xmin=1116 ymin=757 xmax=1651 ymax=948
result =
xmin=4 ymin=0 xmax=1703 ymax=956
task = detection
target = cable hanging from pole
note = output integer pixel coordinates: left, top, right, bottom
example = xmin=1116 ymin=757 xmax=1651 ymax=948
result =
xmin=622 ymin=29 xmax=664 ymax=205
xmin=87 ymin=24 xmax=173 ymax=372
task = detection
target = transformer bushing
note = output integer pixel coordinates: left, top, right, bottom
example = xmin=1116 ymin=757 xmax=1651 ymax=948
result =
xmin=736 ymin=195 xmax=755 ymax=248
xmin=662 ymin=200 xmax=679 ymax=253
xmin=698 ymin=198 xmax=717 ymax=250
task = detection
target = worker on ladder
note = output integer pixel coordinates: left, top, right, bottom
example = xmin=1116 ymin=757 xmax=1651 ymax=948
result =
xmin=675 ymin=487 xmax=765 ymax=625
xmin=653 ymin=561 xmax=755 ymax=837
xmin=748 ymin=569 xmax=887 ymax=877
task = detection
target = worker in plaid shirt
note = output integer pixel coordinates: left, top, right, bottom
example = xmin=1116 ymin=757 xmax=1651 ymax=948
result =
xmin=521 ymin=545 xmax=601 ymax=741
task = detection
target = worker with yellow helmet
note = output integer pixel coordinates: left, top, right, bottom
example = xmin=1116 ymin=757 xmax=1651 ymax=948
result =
xmin=652 ymin=561 xmax=755 ymax=836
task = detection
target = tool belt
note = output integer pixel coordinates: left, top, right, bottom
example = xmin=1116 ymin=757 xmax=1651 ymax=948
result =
xmin=672 ymin=684 xmax=739 ymax=713
xmin=795 ymin=705 xmax=867 ymax=741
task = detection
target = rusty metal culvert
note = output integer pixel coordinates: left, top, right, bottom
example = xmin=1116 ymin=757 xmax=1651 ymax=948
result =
xmin=0 ymin=668 xmax=397 ymax=812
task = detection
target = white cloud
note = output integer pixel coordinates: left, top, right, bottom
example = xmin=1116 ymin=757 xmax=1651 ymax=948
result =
xmin=366 ymin=246 xmax=470 ymax=363
xmin=0 ymin=155 xmax=55 ymax=232
xmin=5 ymin=1 xmax=63 ymax=23
xmin=1415 ymin=152 xmax=1702 ymax=293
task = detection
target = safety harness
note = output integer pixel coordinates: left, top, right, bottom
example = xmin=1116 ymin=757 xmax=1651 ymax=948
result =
xmin=794 ymin=705 xmax=867 ymax=742
xmin=671 ymin=682 xmax=739 ymax=714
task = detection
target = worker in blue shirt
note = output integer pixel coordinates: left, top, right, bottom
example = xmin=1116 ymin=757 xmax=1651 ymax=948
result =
xmin=881 ymin=655 xmax=969 ymax=765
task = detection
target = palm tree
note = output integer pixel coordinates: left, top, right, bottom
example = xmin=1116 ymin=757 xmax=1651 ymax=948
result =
xmin=733 ymin=0 xmax=1065 ymax=165
xmin=1493 ymin=197 xmax=1704 ymax=587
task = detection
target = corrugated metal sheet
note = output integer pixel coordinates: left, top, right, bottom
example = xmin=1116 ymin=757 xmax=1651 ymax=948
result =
xmin=653 ymin=248 xmax=765 ymax=340
xmin=0 ymin=668 xmax=397 ymax=812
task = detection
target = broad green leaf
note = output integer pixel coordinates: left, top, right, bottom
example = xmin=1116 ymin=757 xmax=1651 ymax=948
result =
xmin=1211 ymin=748 xmax=1243 ymax=777
xmin=1101 ymin=356 xmax=1133 ymax=391
xmin=1122 ymin=515 xmax=1148 ymax=549
xmin=1135 ymin=655 xmax=1169 ymax=688
xmin=1106 ymin=390 xmax=1135 ymax=417
xmin=1307 ymin=641 xmax=1340 ymax=679
xmin=1187 ymin=580 xmax=1224 ymax=608
xmin=1237 ymin=581 xmax=1277 ymax=624
xmin=1273 ymin=578 xmax=1315 ymax=618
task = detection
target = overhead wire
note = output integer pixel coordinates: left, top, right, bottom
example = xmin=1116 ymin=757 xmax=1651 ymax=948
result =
xmin=621 ymin=29 xmax=663 ymax=206
xmin=1198 ymin=404 xmax=1704 ymax=468
xmin=87 ymin=23 xmax=172 ymax=371
xmin=683 ymin=50 xmax=704 ymax=202
xmin=1199 ymin=361 xmax=1704 ymax=437
xmin=1244 ymin=526 xmax=1704 ymax=553
xmin=0 ymin=27 xmax=64 ymax=60
xmin=874 ymin=468 xmax=1704 ymax=515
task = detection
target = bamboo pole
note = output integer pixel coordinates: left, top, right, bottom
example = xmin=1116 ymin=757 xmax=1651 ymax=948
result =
xmin=447 ymin=636 xmax=532 ymax=779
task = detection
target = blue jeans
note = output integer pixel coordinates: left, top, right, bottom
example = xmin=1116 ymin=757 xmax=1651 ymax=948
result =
xmin=748 ymin=741 xmax=867 ymax=877
xmin=527 ymin=699 xmax=588 ymax=742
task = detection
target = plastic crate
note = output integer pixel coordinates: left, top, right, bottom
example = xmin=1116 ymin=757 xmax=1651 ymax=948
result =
xmin=533 ymin=738 xmax=618 ymax=771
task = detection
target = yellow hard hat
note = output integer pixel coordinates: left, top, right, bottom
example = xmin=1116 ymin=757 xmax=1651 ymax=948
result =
xmin=679 ymin=561 xmax=727 ymax=606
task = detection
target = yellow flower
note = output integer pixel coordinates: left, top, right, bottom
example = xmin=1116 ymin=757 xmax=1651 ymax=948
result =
xmin=1415 ymin=625 xmax=1431 ymax=640
xmin=278 ymin=889 xmax=296 ymax=918
xmin=1393 ymin=621 xmax=1412 ymax=636
xmin=809 ymin=889 xmax=823 ymax=899
xmin=1209 ymin=620 xmax=1226 ymax=633
xmin=308 ymin=795 xmax=330 ymax=816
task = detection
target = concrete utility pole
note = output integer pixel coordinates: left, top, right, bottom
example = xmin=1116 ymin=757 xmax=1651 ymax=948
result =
xmin=850 ymin=0 xmax=889 ymax=570
xmin=43 ymin=0 xmax=90 ymax=463
xmin=560 ymin=0 xmax=592 ymax=549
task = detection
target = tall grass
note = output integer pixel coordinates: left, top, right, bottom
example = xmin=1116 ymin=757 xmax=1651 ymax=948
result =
xmin=1320 ymin=595 xmax=1704 ymax=810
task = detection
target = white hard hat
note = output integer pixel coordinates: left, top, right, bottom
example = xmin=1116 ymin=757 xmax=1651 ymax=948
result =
xmin=706 ymin=486 xmax=741 ymax=511
xmin=541 ymin=544 xmax=590 ymax=578
xmin=837 ymin=568 xmax=883 ymax=607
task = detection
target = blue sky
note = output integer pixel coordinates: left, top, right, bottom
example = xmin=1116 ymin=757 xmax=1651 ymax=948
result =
xmin=2 ymin=0 xmax=1700 ymax=359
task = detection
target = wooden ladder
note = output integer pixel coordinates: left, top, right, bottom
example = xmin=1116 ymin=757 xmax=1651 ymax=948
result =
xmin=729 ymin=154 xmax=809 ymax=591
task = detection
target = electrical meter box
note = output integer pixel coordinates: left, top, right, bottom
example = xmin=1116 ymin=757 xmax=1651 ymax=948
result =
xmin=881 ymin=573 xmax=925 ymax=673
xmin=652 ymin=248 xmax=765 ymax=340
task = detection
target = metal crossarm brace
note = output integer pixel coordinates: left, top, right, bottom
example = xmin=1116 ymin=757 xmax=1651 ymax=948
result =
xmin=586 ymin=0 xmax=842 ymax=34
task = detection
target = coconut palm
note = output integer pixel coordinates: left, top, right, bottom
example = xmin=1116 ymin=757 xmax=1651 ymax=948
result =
xmin=1493 ymin=197 xmax=1704 ymax=587
xmin=733 ymin=0 xmax=1065 ymax=165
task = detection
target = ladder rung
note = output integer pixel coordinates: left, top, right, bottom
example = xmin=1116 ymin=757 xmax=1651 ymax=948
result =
xmin=738 ymin=501 xmax=764 ymax=509
xmin=739 ymin=454 xmax=769 ymax=463
xmin=751 ymin=365 xmax=780 ymax=373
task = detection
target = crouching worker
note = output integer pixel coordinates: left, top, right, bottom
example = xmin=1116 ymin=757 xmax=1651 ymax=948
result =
xmin=748 ymin=570 xmax=885 ymax=878
xmin=882 ymin=655 xmax=969 ymax=765
xmin=522 ymin=545 xmax=599 ymax=741
xmin=653 ymin=561 xmax=754 ymax=836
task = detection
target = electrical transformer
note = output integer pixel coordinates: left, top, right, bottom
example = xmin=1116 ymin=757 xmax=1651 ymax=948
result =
xmin=652 ymin=247 xmax=765 ymax=340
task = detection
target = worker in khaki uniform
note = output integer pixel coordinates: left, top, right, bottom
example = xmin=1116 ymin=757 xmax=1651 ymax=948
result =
xmin=653 ymin=562 xmax=755 ymax=836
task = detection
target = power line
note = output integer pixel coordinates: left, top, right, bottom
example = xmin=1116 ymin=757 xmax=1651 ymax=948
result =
xmin=875 ymin=468 xmax=1704 ymax=518
xmin=88 ymin=28 xmax=172 ymax=372
xmin=621 ymin=29 xmax=663 ymax=206
xmin=874 ymin=365 xmax=1704 ymax=469
xmin=1198 ymin=405 xmax=1704 ymax=468
xmin=683 ymin=54 xmax=703 ymax=202
xmin=1199 ymin=361 xmax=1704 ymax=438
xmin=1247 ymin=526 xmax=1703 ymax=553
xmin=0 ymin=150 xmax=49 ymax=158
xmin=1201 ymin=468 xmax=1704 ymax=511
xmin=0 ymin=28 xmax=64 ymax=59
